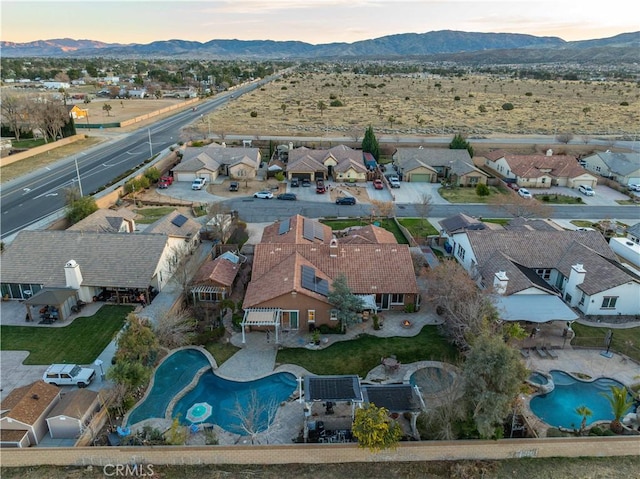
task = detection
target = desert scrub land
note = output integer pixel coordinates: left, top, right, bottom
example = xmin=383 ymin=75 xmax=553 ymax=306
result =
xmin=203 ymin=71 xmax=639 ymax=138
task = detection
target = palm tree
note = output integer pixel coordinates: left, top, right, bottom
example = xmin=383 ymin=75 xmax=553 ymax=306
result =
xmin=601 ymin=385 xmax=633 ymax=434
xmin=575 ymin=405 xmax=592 ymax=435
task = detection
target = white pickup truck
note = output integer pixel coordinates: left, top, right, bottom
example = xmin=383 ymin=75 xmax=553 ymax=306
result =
xmin=43 ymin=364 xmax=96 ymax=388
xmin=389 ymin=175 xmax=401 ymax=188
xmin=191 ymin=178 xmax=207 ymax=190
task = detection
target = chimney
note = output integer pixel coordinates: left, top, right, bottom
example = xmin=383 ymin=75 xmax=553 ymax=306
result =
xmin=288 ymin=141 xmax=293 ymax=151
xmin=222 ymin=142 xmax=226 ymax=148
xmin=64 ymin=260 xmax=83 ymax=290
xmin=329 ymin=238 xmax=338 ymax=258
xmin=493 ymin=271 xmax=509 ymax=295
xmin=546 ymin=149 xmax=553 ymax=156
xmin=565 ymin=263 xmax=586 ymax=307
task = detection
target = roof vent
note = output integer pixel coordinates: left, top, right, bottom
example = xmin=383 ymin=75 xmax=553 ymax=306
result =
xmin=31 ymin=394 xmax=39 ymax=400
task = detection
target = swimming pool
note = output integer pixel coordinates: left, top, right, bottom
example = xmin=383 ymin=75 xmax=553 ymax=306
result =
xmin=529 ymin=372 xmax=549 ymax=386
xmin=172 ymin=370 xmax=298 ymax=434
xmin=409 ymin=365 xmax=455 ymax=395
xmin=530 ymin=370 xmax=633 ymax=429
xmin=126 ymin=348 xmax=211 ymax=426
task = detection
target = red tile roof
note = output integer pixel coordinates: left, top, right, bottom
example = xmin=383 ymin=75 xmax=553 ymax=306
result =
xmin=191 ymin=256 xmax=240 ymax=288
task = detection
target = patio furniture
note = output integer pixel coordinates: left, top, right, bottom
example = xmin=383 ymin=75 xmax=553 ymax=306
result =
xmin=535 ymin=346 xmax=548 ymax=359
xmin=520 ymin=348 xmax=530 ymax=359
xmin=544 ymin=347 xmax=558 ymax=359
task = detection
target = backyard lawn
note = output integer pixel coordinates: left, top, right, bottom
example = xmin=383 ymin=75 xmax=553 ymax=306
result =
xmin=321 ymin=218 xmax=408 ymax=244
xmin=134 ymin=207 xmax=178 ymax=224
xmin=276 ymin=325 xmax=459 ymax=378
xmin=397 ymin=218 xmax=439 ymax=237
xmin=533 ymin=193 xmax=583 ymax=204
xmin=205 ymin=342 xmax=240 ymax=366
xmin=572 ymin=323 xmax=640 ymax=363
xmin=0 ymin=305 xmax=131 ymax=365
xmin=439 ymin=185 xmax=507 ymax=203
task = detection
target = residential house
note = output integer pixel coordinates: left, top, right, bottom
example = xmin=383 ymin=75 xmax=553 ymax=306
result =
xmin=452 ymin=229 xmax=640 ymax=319
xmin=392 ymin=147 xmax=488 ymax=186
xmin=580 ymin=151 xmax=640 ymax=186
xmin=286 ymin=145 xmax=368 ymax=183
xmin=626 ymin=222 xmax=640 ymax=244
xmin=144 ymin=210 xmax=201 ymax=254
xmin=483 ymin=149 xmax=597 ymax=188
xmin=609 ymin=222 xmax=640 ymax=269
xmin=190 ymin=251 xmax=242 ymax=303
xmin=67 ymin=208 xmax=137 ymax=233
xmin=46 ymin=389 xmax=100 ymax=439
xmin=127 ymin=89 xmax=146 ymax=99
xmin=0 ymin=230 xmax=173 ymax=302
xmin=66 ymin=105 xmax=88 ymax=120
xmin=241 ymin=215 xmax=420 ymax=341
xmin=0 ymin=381 xmax=60 ymax=447
xmin=172 ymin=145 xmax=261 ymax=183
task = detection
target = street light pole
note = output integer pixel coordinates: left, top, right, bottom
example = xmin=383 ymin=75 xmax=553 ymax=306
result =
xmin=74 ymin=156 xmax=83 ymax=197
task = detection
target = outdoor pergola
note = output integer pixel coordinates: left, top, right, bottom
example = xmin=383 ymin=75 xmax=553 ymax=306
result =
xmin=190 ymin=285 xmax=228 ymax=303
xmin=240 ymin=308 xmax=282 ymax=344
xmin=24 ymin=287 xmax=79 ymax=322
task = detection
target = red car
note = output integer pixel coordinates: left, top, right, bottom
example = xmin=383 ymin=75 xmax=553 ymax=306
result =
xmin=373 ymin=179 xmax=384 ymax=190
xmin=316 ymin=179 xmax=326 ymax=194
xmin=158 ymin=175 xmax=174 ymax=189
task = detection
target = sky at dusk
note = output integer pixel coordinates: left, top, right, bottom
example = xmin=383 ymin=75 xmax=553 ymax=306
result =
xmin=2 ymin=0 xmax=638 ymax=45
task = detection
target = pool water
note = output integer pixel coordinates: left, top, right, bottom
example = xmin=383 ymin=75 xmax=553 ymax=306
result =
xmin=410 ymin=366 xmax=455 ymax=395
xmin=127 ymin=348 xmax=211 ymax=426
xmin=172 ymin=371 xmax=297 ymax=434
xmin=529 ymin=372 xmax=549 ymax=385
xmin=530 ymin=370 xmax=633 ymax=429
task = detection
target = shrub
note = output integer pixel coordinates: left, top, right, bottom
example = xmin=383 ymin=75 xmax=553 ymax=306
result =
xmin=478 ymin=105 xmax=487 ymax=113
xmin=620 ymin=101 xmax=629 ymax=106
xmin=475 ymin=183 xmax=490 ymax=196
xmin=281 ymin=86 xmax=287 ymax=90
xmin=405 ymin=96 xmax=410 ymax=100
xmin=274 ymin=172 xmax=285 ymax=181
xmin=525 ymin=92 xmax=533 ymax=96
xmin=542 ymin=195 xmax=550 ymax=202
xmin=250 ymin=111 xmax=258 ymax=117
xmin=372 ymin=315 xmax=380 ymax=331
xmin=318 ymin=324 xmax=344 ymax=335
xmin=502 ymin=103 xmax=514 ymax=111
xmin=330 ymin=99 xmax=343 ymax=107
xmin=144 ymin=167 xmax=161 ymax=183
xmin=454 ymin=96 xmax=461 ymax=101
xmin=329 ymin=93 xmax=337 ymax=100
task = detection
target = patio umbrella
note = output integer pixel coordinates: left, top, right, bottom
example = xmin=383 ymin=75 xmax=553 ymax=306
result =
xmin=186 ymin=402 xmax=213 ymax=424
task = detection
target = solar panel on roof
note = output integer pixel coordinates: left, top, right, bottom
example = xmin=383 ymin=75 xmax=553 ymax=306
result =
xmin=279 ymin=218 xmax=290 ymax=235
xmin=302 ymin=219 xmax=314 ymax=241
xmin=171 ymin=214 xmax=188 ymax=227
xmin=301 ymin=265 xmax=329 ymax=297
xmin=314 ymin=221 xmax=324 ymax=241
xmin=317 ymin=278 xmax=329 ymax=296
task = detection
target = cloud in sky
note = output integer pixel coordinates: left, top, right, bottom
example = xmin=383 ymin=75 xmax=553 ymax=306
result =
xmin=2 ymin=0 xmax=637 ymax=44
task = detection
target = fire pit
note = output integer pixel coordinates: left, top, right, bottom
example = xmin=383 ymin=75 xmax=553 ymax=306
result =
xmin=402 ymin=319 xmax=412 ymax=328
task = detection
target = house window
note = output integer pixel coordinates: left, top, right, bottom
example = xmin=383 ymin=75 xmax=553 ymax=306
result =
xmin=390 ymin=294 xmax=404 ymax=305
xmin=330 ymin=310 xmax=338 ymax=321
xmin=542 ymin=178 xmax=547 ymax=184
xmin=308 ymin=310 xmax=315 ymax=323
xmin=601 ymin=297 xmax=618 ymax=309
xmin=535 ymin=269 xmax=551 ymax=280
xmin=579 ymin=293 xmax=585 ymax=306
xmin=456 ymin=244 xmax=466 ymax=261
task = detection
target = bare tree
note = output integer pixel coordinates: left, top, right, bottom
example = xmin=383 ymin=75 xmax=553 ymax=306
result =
xmin=415 ymin=193 xmax=433 ymax=236
xmin=425 ymin=259 xmax=499 ymax=350
xmin=581 ymin=135 xmax=592 ymax=145
xmin=227 ymin=390 xmax=280 ymax=444
xmin=370 ymin=200 xmax=395 ymax=222
xmin=488 ymin=191 xmax=552 ymax=219
xmin=27 ymin=94 xmax=68 ymax=143
xmin=154 ymin=308 xmax=195 ymax=349
xmin=555 ymin=131 xmax=574 ymax=144
xmin=0 ymin=92 xmax=28 ymax=141
xmin=206 ymin=202 xmax=236 ymax=243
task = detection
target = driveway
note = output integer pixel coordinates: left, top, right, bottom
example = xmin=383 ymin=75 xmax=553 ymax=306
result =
xmin=531 ymin=185 xmax=629 ymax=206
xmin=391 ymin=182 xmax=449 ymax=204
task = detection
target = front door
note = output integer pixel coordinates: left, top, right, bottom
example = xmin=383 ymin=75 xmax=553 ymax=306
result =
xmin=283 ymin=311 xmax=299 ymax=330
xmin=377 ymin=294 xmax=390 ymax=310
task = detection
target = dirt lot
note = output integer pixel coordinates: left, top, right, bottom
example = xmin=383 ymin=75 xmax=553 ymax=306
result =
xmin=72 ymin=97 xmax=192 ymax=125
xmin=2 ymin=456 xmax=639 ymax=479
xmin=198 ymin=72 xmax=639 ymax=138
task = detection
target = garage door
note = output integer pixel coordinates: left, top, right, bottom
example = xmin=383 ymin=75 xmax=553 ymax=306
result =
xmin=410 ymin=174 xmax=432 ymax=182
xmin=175 ymin=173 xmax=196 ymax=182
xmin=291 ymin=173 xmax=311 ymax=180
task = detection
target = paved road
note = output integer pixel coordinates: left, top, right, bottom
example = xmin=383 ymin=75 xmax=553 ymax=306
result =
xmin=0 ymin=78 xmax=273 ymax=239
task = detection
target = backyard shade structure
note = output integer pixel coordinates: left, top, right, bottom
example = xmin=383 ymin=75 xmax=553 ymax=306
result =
xmin=186 ymin=402 xmax=213 ymax=424
xmin=24 ymin=287 xmax=78 ymax=322
xmin=361 ymin=384 xmax=425 ymax=439
xmin=241 ymin=308 xmax=282 ymax=344
xmin=304 ymin=375 xmax=363 ymax=403
xmin=494 ymin=295 xmax=579 ymax=323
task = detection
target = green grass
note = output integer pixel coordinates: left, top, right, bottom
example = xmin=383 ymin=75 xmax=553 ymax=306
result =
xmin=572 ymin=323 xmax=640 ymax=363
xmin=482 ymin=218 xmax=510 ymax=226
xmin=438 ymin=185 xmax=506 ymax=203
xmin=534 ymin=194 xmax=583 ymax=204
xmin=134 ymin=207 xmax=177 ymax=224
xmin=276 ymin=325 xmax=459 ymax=377
xmin=321 ymin=218 xmax=408 ymax=244
xmin=397 ymin=218 xmax=439 ymax=237
xmin=570 ymin=220 xmax=595 ymax=228
xmin=0 ymin=305 xmax=131 ymax=365
xmin=205 ymin=342 xmax=240 ymax=366
xmin=11 ymin=138 xmax=46 ymax=149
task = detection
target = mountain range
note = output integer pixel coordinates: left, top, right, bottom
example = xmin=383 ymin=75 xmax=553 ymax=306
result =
xmin=1 ymin=30 xmax=638 ymax=63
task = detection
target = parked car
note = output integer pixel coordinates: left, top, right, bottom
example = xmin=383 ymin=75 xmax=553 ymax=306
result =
xmin=290 ymin=178 xmax=300 ymax=187
xmin=336 ymin=196 xmax=356 ymax=205
xmin=277 ymin=193 xmax=297 ymax=201
xmin=518 ymin=188 xmax=532 ymax=199
xmin=254 ymin=190 xmax=274 ymax=199
xmin=43 ymin=364 xmax=95 ymax=388
xmin=229 ymin=181 xmax=239 ymax=191
xmin=316 ymin=179 xmax=326 ymax=194
xmin=389 ymin=176 xmax=401 ymax=188
xmin=158 ymin=175 xmax=173 ymax=189
xmin=373 ymin=179 xmax=384 ymax=190
xmin=578 ymin=185 xmax=595 ymax=196
xmin=506 ymin=182 xmax=520 ymax=191
xmin=301 ymin=179 xmax=311 ymax=187
xmin=627 ymin=183 xmax=640 ymax=192
xmin=191 ymin=177 xmax=207 ymax=190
